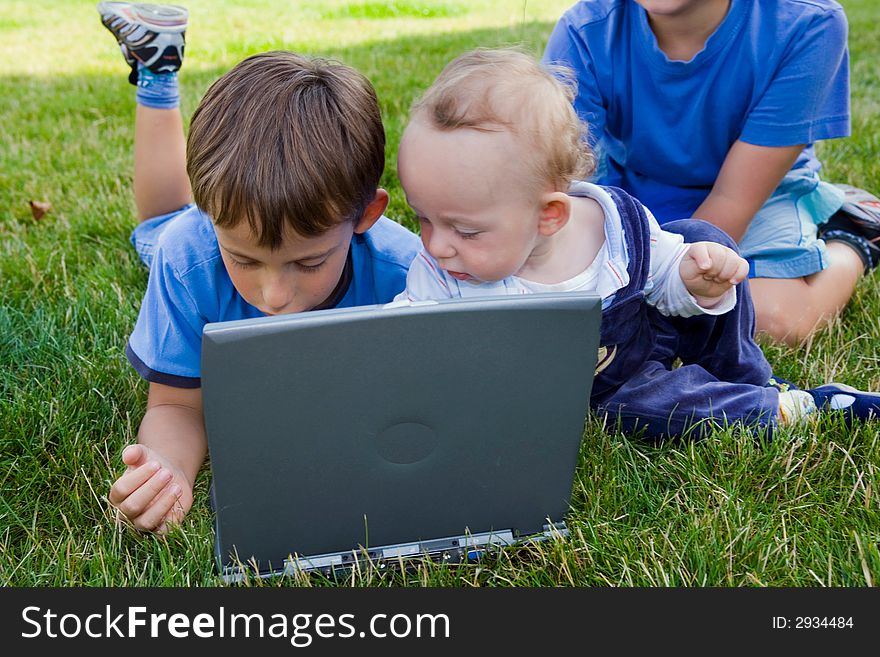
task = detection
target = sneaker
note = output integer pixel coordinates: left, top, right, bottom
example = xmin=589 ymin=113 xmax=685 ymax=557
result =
xmin=808 ymin=383 xmax=880 ymax=424
xmin=98 ymin=2 xmax=188 ymax=84
xmin=821 ymin=229 xmax=879 ymax=273
xmin=819 ymin=183 xmax=880 ymax=271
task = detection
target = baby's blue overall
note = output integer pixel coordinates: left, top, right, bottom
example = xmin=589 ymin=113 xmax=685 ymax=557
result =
xmin=591 ymin=187 xmax=779 ymax=440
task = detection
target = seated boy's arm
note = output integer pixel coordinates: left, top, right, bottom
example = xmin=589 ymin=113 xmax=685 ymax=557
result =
xmin=543 ymin=13 xmax=607 ymax=154
xmin=109 ymin=383 xmax=206 ymax=533
xmin=694 ymin=141 xmax=804 ymax=242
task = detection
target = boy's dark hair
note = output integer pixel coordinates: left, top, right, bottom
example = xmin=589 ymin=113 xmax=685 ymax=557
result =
xmin=187 ymin=51 xmax=385 ymax=248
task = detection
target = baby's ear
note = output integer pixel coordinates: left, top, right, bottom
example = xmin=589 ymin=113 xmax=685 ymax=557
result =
xmin=538 ymin=192 xmax=571 ymax=236
xmin=354 ymin=189 xmax=389 ymax=234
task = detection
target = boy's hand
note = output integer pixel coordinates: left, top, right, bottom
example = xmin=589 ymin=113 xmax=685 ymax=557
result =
xmin=679 ymin=241 xmax=749 ymax=307
xmin=109 ymin=444 xmax=193 ymax=534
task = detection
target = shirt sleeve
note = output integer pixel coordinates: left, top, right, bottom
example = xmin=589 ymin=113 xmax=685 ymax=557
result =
xmin=126 ymin=248 xmax=206 ymax=388
xmin=740 ymin=7 xmax=850 ymax=146
xmin=394 ymin=250 xmax=455 ymax=302
xmin=643 ymin=209 xmax=736 ymax=317
xmin=358 ymin=216 xmax=422 ymax=304
xmin=543 ymin=15 xmax=607 ymax=151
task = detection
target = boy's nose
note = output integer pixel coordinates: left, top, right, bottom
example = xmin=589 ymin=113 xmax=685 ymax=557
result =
xmin=261 ymin=274 xmax=294 ymax=313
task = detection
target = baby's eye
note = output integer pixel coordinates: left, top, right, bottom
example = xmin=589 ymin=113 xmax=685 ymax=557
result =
xmin=456 ymin=229 xmax=481 ymax=240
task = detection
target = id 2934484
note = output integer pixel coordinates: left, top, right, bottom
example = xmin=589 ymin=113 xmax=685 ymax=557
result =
xmin=772 ymin=616 xmax=854 ymax=630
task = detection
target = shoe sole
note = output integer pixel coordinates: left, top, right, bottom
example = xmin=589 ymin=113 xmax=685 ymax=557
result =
xmin=97 ymin=2 xmax=188 ymax=33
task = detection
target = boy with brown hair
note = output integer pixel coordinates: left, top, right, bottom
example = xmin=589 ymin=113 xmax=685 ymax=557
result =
xmin=97 ymin=3 xmax=420 ymax=532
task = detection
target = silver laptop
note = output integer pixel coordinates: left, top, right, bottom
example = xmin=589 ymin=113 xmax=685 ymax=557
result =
xmin=201 ymin=292 xmax=602 ymax=582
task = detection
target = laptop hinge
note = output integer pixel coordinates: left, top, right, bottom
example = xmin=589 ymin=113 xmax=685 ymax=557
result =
xmin=220 ymin=524 xmax=568 ymax=583
xmin=543 ymin=521 xmax=569 ymax=539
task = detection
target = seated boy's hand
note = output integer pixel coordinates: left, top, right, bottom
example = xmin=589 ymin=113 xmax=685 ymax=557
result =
xmin=109 ymin=444 xmax=193 ymax=534
xmin=679 ymin=241 xmax=749 ymax=307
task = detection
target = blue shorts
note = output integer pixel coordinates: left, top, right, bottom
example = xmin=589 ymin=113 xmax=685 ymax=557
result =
xmin=129 ymin=203 xmax=196 ymax=268
xmin=739 ymin=168 xmax=845 ymax=279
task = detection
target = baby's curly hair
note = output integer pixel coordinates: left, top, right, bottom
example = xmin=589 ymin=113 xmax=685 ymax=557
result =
xmin=410 ymin=47 xmax=595 ymax=193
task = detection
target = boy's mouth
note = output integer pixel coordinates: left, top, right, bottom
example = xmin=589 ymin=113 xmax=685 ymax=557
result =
xmin=446 ymin=269 xmax=472 ymax=281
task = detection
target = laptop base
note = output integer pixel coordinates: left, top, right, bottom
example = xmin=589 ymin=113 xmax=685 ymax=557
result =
xmin=219 ymin=522 xmax=569 ymax=584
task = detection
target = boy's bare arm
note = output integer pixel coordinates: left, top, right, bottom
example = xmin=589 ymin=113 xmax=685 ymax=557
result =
xmin=693 ymin=141 xmax=804 ymax=242
xmin=139 ymin=383 xmax=206 ymax=482
xmin=109 ymin=383 xmax=206 ymax=533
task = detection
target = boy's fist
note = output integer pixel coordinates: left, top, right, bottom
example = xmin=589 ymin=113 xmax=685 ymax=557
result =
xmin=109 ymin=444 xmax=193 ymax=534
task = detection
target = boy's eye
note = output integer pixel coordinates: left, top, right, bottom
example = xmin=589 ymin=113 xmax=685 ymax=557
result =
xmin=231 ymin=258 xmax=258 ymax=270
xmin=455 ymin=229 xmax=481 ymax=240
xmin=296 ymin=260 xmax=327 ymax=273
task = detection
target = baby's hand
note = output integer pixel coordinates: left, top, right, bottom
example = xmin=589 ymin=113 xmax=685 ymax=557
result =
xmin=108 ymin=444 xmax=193 ymax=534
xmin=679 ymin=241 xmax=749 ymax=307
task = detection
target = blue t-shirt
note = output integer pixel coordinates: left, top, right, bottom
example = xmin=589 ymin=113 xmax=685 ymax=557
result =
xmin=543 ymin=0 xmax=851 ymax=223
xmin=126 ymin=207 xmax=421 ymax=387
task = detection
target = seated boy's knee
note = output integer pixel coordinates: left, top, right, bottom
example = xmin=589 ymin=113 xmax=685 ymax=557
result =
xmin=754 ymin=300 xmax=812 ymax=346
xmin=663 ymin=218 xmax=739 ymax=252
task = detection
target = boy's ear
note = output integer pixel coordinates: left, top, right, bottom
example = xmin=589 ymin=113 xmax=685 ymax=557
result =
xmin=538 ymin=192 xmax=572 ymax=237
xmin=353 ymin=189 xmax=389 ymax=234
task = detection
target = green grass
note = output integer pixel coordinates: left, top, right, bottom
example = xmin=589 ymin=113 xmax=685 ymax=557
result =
xmin=319 ymin=1 xmax=470 ymax=20
xmin=1 ymin=0 xmax=878 ymax=587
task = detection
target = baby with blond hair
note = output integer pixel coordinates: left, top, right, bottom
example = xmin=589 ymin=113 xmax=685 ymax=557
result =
xmin=395 ymin=48 xmax=880 ymax=439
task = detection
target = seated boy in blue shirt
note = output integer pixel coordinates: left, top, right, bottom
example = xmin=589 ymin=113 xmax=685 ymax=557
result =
xmin=396 ymin=47 xmax=880 ymax=442
xmin=97 ymin=3 xmax=420 ymax=532
xmin=543 ymin=0 xmax=880 ymax=346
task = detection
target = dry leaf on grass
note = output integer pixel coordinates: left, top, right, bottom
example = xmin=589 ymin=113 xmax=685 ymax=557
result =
xmin=29 ymin=200 xmax=51 ymax=220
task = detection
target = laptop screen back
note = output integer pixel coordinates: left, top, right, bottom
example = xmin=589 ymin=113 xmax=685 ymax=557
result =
xmin=201 ymin=293 xmax=601 ymax=575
